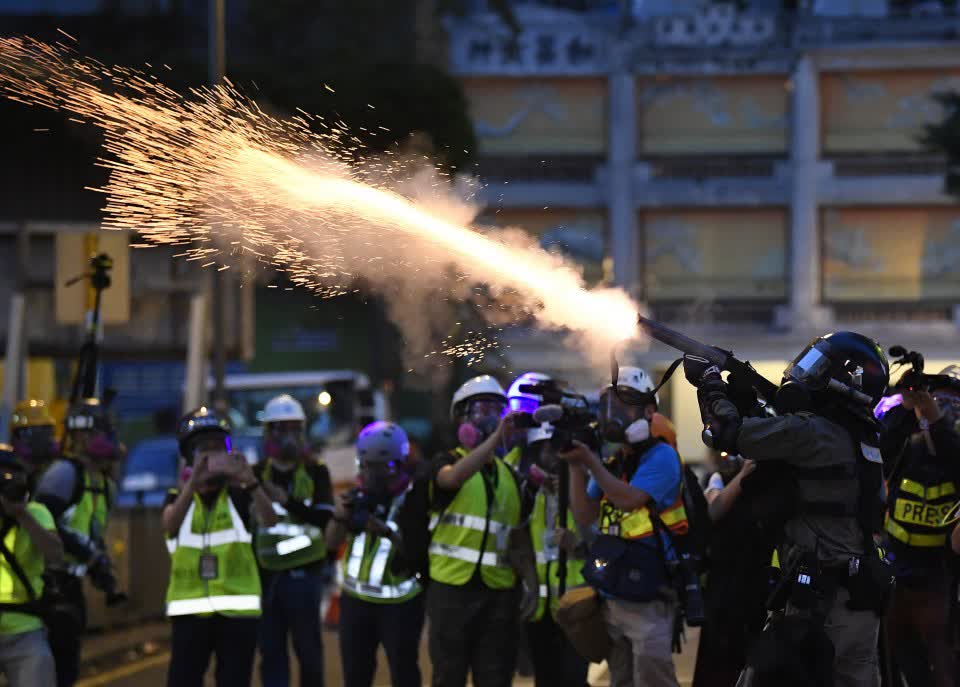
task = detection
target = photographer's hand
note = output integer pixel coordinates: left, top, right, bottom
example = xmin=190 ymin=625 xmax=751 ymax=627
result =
xmin=325 ymin=490 xmax=355 ymax=551
xmin=438 ymin=412 xmax=523 ymax=490
xmin=908 ymin=391 xmax=943 ymax=424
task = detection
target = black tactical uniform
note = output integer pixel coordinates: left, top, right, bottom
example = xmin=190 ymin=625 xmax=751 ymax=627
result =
xmin=684 ymin=331 xmax=893 ymax=687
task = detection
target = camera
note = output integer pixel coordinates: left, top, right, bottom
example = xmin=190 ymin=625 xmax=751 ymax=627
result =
xmin=89 ymin=552 xmax=127 ymax=605
xmin=0 ymin=471 xmax=28 ymax=504
xmin=344 ymin=488 xmax=388 ymax=533
xmin=888 ymin=345 xmax=953 ymax=393
xmin=519 ymin=381 xmax=599 ymax=452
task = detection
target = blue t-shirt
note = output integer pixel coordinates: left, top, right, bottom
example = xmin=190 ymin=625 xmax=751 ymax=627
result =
xmin=587 ymin=442 xmax=682 ymax=510
xmin=587 ymin=442 xmax=683 ymax=562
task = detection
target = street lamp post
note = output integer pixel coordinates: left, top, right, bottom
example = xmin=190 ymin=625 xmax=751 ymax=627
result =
xmin=209 ymin=0 xmax=228 ymax=413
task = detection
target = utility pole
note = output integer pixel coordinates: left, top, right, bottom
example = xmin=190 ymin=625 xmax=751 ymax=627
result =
xmin=209 ymin=0 xmax=228 ymax=413
xmin=0 ymin=224 xmax=30 ymax=442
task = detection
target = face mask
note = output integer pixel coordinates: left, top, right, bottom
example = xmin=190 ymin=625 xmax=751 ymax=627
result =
xmin=624 ymin=419 xmax=650 ymax=445
xmin=473 ymin=414 xmax=499 ymax=438
xmin=602 ymin=419 xmax=626 ymax=443
xmin=86 ymin=433 xmax=118 ymax=462
xmin=12 ymin=433 xmax=59 ymax=467
xmin=774 ymin=379 xmax=812 ymax=415
xmin=458 ymin=423 xmax=482 ymax=449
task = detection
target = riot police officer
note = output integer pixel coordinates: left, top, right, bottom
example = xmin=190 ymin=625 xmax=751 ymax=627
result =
xmin=683 ymin=332 xmax=893 ymax=687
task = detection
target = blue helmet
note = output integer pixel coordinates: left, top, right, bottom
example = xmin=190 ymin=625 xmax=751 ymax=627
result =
xmin=177 ymin=407 xmax=231 ymax=459
xmin=507 ymin=372 xmax=553 ymax=415
xmin=356 ymin=421 xmax=410 ymax=465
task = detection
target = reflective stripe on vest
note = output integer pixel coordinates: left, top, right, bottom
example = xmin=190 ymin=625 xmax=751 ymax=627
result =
xmin=599 ymin=495 xmax=688 ymax=539
xmin=64 ymin=467 xmax=111 ymax=572
xmin=166 ymin=499 xmax=252 ymax=554
xmin=342 ymin=494 xmax=420 ymax=603
xmin=598 ymin=448 xmax=688 ymax=540
xmin=529 ymin=489 xmax=584 ymax=622
xmin=255 ymin=463 xmax=327 ymax=571
xmin=886 ymin=474 xmax=957 ymax=549
xmin=165 ymin=491 xmax=261 ymax=618
xmin=884 ymin=517 xmax=947 ymax=548
xmin=428 ymin=451 xmax=520 ymax=589
xmin=166 ymin=595 xmax=261 ymax=616
xmin=0 ymin=517 xmax=44 ymax=606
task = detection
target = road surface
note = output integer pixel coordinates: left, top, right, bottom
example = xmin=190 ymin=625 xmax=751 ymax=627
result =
xmin=76 ymin=626 xmax=700 ymax=686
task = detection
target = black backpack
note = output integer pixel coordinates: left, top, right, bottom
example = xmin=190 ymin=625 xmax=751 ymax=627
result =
xmin=679 ymin=462 xmax=711 ymax=572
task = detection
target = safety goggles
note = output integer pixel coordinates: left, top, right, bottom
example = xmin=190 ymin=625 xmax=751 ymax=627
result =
xmin=191 ymin=434 xmax=232 ymax=458
xmin=469 ymin=399 xmax=506 ymax=419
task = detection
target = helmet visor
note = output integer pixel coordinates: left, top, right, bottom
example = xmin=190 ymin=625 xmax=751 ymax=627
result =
xmin=600 ymin=390 xmax=642 ymax=426
xmin=784 ymin=342 xmax=833 ymax=391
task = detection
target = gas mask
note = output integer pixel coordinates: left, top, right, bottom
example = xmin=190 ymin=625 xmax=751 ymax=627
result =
xmin=264 ymin=428 xmax=306 ymax=465
xmin=11 ymin=426 xmax=60 ymax=468
xmin=624 ymin=418 xmax=650 ymax=445
xmin=357 ymin=459 xmax=408 ymax=498
xmin=600 ymin=390 xmax=646 ymax=444
xmin=88 ymin=432 xmax=118 ymax=462
xmin=458 ymin=399 xmax=505 ymax=449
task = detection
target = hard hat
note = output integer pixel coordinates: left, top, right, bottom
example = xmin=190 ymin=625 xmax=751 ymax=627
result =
xmin=604 ymin=366 xmax=656 ymax=395
xmin=262 ymin=394 xmax=307 ymax=425
xmin=11 ymin=400 xmax=55 ymax=430
xmin=356 ymin=421 xmax=409 ymax=464
xmin=65 ymin=398 xmax=111 ymax=433
xmin=450 ymin=375 xmax=507 ymax=420
xmin=507 ymin=372 xmax=553 ymax=414
xmin=526 ymin=423 xmax=554 ymax=446
xmin=177 ymin=407 xmax=231 ymax=458
xmin=651 ymin=412 xmax=677 ymax=450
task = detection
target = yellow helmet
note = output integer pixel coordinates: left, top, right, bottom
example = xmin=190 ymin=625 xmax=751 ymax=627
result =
xmin=11 ymin=400 xmax=55 ymax=431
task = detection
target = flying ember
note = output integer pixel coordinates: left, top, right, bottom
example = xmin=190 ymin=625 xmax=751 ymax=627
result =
xmin=0 ymin=36 xmax=640 ymax=362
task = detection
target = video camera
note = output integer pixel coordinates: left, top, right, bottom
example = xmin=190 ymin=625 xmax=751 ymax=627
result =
xmin=0 ymin=470 xmax=28 ymax=504
xmin=889 ymin=346 xmax=952 ymax=393
xmin=343 ymin=488 xmax=388 ymax=534
xmin=517 ymin=381 xmax=598 ymax=452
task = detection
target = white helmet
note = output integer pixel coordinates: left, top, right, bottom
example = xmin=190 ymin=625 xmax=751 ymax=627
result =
xmin=262 ymin=394 xmax=307 ymax=425
xmin=450 ymin=375 xmax=507 ymax=420
xmin=604 ymin=366 xmax=658 ymax=405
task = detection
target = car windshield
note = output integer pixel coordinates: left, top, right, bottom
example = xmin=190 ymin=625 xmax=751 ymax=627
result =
xmin=227 ymin=380 xmax=356 ymax=448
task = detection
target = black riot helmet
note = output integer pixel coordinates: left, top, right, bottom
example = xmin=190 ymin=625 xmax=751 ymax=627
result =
xmin=775 ymin=331 xmax=889 ymax=414
xmin=177 ymin=407 xmax=231 ymax=461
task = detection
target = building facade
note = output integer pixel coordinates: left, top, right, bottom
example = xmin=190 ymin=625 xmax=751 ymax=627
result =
xmin=449 ymin=0 xmax=960 ymax=459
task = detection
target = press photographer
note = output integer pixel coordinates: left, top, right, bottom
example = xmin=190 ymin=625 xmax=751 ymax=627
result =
xmin=0 ymin=445 xmax=62 ymax=687
xmin=562 ymin=366 xmax=689 ymax=687
xmin=877 ymin=348 xmax=960 ymax=687
xmin=35 ymin=398 xmax=128 ymax=687
xmin=326 ymin=422 xmax=426 ymax=687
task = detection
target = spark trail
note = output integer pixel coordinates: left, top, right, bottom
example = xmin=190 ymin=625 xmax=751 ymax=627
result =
xmin=0 ymin=37 xmax=640 ymax=362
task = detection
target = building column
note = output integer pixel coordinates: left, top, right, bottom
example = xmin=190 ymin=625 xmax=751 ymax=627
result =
xmin=778 ymin=55 xmax=831 ymax=331
xmin=607 ymin=70 xmax=640 ymax=300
